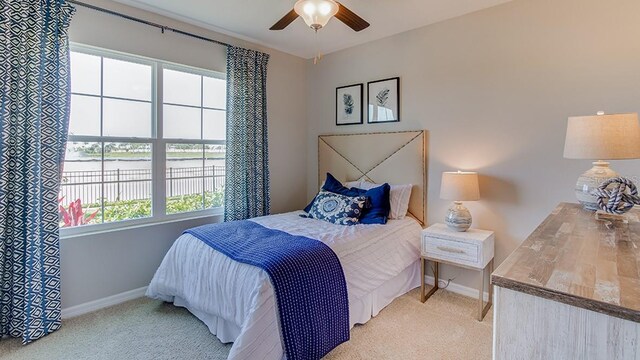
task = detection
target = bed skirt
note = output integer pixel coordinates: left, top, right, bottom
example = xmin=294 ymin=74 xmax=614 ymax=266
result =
xmin=171 ymin=260 xmax=421 ymax=359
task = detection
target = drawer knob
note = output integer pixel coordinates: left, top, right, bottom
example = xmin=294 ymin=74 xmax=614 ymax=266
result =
xmin=436 ymin=246 xmax=465 ymax=254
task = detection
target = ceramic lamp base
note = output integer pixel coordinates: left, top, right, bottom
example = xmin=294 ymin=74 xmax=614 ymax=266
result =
xmin=445 ymin=201 xmax=472 ymax=232
xmin=575 ymin=161 xmax=618 ymax=211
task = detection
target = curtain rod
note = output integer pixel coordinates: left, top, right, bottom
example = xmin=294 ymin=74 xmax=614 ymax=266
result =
xmin=67 ymin=0 xmax=232 ymax=48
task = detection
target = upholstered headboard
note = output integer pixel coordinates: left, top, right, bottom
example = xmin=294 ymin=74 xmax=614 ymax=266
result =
xmin=318 ymin=131 xmax=428 ymax=225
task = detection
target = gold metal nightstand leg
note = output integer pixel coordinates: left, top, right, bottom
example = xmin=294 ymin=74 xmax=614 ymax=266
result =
xmin=420 ymin=257 xmax=426 ymax=302
xmin=478 ymin=259 xmax=493 ymax=321
xmin=421 ymin=257 xmax=438 ymax=303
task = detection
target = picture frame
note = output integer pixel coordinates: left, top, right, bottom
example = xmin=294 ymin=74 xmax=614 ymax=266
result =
xmin=367 ymin=77 xmax=400 ymax=124
xmin=336 ymin=83 xmax=363 ymax=126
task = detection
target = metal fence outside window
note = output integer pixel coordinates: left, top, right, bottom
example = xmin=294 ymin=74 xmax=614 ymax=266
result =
xmin=59 ymin=165 xmax=226 ymax=205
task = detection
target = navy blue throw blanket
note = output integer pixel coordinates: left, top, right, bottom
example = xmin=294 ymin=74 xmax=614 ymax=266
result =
xmin=184 ymin=220 xmax=350 ymax=360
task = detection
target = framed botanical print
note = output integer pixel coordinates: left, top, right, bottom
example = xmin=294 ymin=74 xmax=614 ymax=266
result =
xmin=367 ymin=77 xmax=400 ymax=123
xmin=336 ymin=83 xmax=363 ymax=126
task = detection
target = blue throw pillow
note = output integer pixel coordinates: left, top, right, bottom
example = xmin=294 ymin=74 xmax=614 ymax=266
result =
xmin=354 ymin=183 xmax=391 ymax=225
xmin=302 ymin=190 xmax=368 ymax=226
xmin=304 ymin=173 xmax=390 ymax=225
xmin=304 ymin=173 xmax=356 ymax=212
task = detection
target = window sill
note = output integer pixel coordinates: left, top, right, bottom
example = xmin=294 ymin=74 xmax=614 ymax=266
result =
xmin=60 ymin=208 xmax=224 ymax=239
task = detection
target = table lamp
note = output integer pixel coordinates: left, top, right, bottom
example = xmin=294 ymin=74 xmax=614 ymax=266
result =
xmin=440 ymin=171 xmax=480 ymax=232
xmin=563 ymin=112 xmax=640 ymax=211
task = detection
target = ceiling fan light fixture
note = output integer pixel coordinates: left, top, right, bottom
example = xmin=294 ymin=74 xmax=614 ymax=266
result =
xmin=294 ymin=0 xmax=339 ymax=30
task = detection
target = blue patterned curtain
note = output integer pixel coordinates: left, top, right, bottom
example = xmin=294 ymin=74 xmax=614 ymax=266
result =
xmin=224 ymin=46 xmax=270 ymax=221
xmin=0 ymin=0 xmax=74 ymax=344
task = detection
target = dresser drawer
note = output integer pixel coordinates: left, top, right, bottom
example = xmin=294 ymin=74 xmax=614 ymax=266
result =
xmin=423 ymin=236 xmax=479 ymax=265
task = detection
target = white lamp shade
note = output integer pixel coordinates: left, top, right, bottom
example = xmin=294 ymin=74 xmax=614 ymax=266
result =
xmin=294 ymin=0 xmax=339 ymax=29
xmin=440 ymin=171 xmax=480 ymax=201
xmin=563 ymin=113 xmax=640 ymax=160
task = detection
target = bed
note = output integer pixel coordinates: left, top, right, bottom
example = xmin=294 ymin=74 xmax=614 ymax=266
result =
xmin=147 ymin=131 xmax=427 ymax=360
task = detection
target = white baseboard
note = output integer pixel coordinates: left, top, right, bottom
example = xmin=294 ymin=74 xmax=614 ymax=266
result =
xmin=424 ymin=276 xmax=490 ymax=302
xmin=61 ymin=286 xmax=148 ymax=319
xmin=59 ymin=277 xmax=487 ymax=320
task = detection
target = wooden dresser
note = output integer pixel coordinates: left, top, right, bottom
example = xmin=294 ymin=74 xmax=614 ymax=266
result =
xmin=491 ymin=203 xmax=640 ymax=360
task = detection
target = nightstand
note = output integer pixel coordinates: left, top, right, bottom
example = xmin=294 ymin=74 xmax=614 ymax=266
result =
xmin=420 ymin=223 xmax=495 ymax=321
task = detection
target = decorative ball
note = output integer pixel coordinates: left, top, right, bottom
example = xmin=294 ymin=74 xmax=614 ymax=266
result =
xmin=591 ymin=177 xmax=640 ymax=215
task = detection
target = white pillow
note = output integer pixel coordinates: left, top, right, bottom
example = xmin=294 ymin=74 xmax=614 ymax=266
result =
xmin=345 ymin=180 xmax=412 ymax=220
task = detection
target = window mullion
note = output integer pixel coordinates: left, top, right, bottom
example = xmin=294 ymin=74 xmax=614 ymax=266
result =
xmin=99 ymin=56 xmax=105 ymax=224
xmin=201 ymin=75 xmax=206 ymax=210
xmin=154 ymin=63 xmax=166 ymax=220
xmin=67 ymin=135 xmax=154 ymax=143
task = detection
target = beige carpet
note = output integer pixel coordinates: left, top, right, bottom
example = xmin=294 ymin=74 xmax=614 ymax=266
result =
xmin=0 ymin=288 xmax=492 ymax=360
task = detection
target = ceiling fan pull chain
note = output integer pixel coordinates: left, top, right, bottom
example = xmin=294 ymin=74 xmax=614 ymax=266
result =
xmin=314 ymin=29 xmax=323 ymax=65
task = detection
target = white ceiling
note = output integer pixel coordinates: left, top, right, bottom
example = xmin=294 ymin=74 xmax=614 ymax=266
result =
xmin=112 ymin=0 xmax=513 ymax=59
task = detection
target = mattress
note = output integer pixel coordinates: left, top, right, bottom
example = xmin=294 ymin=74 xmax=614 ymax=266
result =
xmin=147 ymin=211 xmax=422 ymax=360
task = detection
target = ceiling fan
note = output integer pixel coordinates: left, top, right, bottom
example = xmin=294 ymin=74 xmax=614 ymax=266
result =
xmin=270 ymin=0 xmax=370 ymax=33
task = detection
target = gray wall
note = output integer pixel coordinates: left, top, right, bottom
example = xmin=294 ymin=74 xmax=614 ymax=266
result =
xmin=306 ymin=0 xmax=640 ymax=289
xmin=62 ymin=0 xmax=308 ymax=309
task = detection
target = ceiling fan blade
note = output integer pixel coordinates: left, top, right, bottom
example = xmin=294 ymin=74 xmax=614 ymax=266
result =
xmin=270 ymin=9 xmax=299 ymax=30
xmin=335 ymin=2 xmax=370 ymax=32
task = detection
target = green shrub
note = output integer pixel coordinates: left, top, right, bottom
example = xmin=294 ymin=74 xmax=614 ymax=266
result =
xmin=103 ymin=198 xmax=151 ymax=222
xmin=82 ymin=190 xmax=225 ymax=224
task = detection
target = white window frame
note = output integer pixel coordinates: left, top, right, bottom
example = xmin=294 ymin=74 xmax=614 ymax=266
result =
xmin=61 ymin=44 xmax=226 ymax=238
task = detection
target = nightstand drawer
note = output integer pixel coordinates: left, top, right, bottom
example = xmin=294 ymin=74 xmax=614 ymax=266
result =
xmin=421 ymin=224 xmax=494 ymax=269
xmin=423 ymin=236 xmax=479 ymax=264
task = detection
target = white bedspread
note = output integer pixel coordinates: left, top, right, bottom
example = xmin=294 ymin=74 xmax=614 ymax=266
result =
xmin=146 ymin=211 xmax=421 ymax=360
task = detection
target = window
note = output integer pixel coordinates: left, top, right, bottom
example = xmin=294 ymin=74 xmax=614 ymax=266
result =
xmin=60 ymin=46 xmax=226 ymax=231
xmin=163 ymin=67 xmax=226 ymax=215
